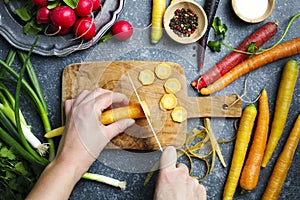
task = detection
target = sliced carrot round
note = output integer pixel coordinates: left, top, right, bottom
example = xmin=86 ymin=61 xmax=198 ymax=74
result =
xmin=139 ymin=69 xmax=155 ymax=85
xmin=155 ymin=62 xmax=171 ymax=79
xmin=164 ymin=78 xmax=181 ymax=94
xmin=171 ymin=107 xmax=187 ymax=122
xmin=160 ymin=93 xmax=177 ymax=110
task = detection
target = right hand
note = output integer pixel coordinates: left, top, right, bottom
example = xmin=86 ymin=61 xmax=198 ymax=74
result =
xmin=154 ymin=146 xmax=206 ymax=200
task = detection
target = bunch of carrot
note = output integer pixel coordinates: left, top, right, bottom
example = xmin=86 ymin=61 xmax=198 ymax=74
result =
xmin=192 ymin=13 xmax=300 ymax=95
xmin=223 ymin=59 xmax=299 ymax=199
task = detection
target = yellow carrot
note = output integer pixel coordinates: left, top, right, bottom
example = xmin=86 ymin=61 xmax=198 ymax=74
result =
xmin=262 ymin=59 xmax=299 ymax=167
xmin=262 ymin=114 xmax=300 ymax=200
xmin=151 ymin=0 xmax=166 ymax=44
xmin=44 ymin=103 xmax=147 ymax=138
xmin=223 ymin=104 xmax=257 ymax=200
xmin=239 ymin=89 xmax=269 ymax=191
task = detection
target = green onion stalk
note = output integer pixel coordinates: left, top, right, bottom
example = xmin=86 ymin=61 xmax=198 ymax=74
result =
xmin=0 ymin=40 xmax=128 ymax=190
xmin=0 ymin=88 xmax=49 ymax=156
xmin=0 ymin=41 xmax=55 ymax=161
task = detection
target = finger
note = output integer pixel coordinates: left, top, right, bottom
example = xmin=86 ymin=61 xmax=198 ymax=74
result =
xmin=176 ymin=163 xmax=189 ymax=173
xmin=105 ymin=119 xmax=135 ymax=140
xmin=94 ymin=92 xmax=130 ymax=115
xmin=111 ymin=93 xmax=130 ymax=108
xmin=198 ymin=184 xmax=207 ymax=200
xmin=64 ymin=99 xmax=74 ymax=116
xmin=159 ymin=146 xmax=177 ymax=171
xmin=77 ymin=88 xmax=111 ymax=107
xmin=73 ymin=90 xmax=91 ymax=105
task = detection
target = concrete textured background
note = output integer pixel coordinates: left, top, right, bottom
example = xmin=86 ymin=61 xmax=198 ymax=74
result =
xmin=0 ymin=0 xmax=299 ymax=199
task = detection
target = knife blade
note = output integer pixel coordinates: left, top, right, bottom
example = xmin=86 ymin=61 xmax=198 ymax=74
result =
xmin=127 ymin=72 xmax=163 ymax=152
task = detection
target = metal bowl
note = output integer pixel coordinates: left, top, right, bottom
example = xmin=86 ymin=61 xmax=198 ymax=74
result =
xmin=0 ymin=0 xmax=125 ymax=57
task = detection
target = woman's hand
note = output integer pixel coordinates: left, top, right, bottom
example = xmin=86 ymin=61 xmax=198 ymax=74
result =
xmin=26 ymin=88 xmax=135 ymax=200
xmin=154 ymin=146 xmax=206 ymax=200
xmin=56 ymin=88 xmax=135 ymax=171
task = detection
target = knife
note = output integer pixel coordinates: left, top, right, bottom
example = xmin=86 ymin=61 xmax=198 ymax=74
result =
xmin=127 ymin=72 xmax=164 ymax=152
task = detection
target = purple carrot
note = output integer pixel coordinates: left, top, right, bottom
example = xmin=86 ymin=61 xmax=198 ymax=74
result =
xmin=192 ymin=22 xmax=278 ymax=90
xmin=198 ymin=0 xmax=220 ymax=72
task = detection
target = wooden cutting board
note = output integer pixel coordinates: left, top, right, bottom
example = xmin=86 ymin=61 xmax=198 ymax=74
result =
xmin=62 ymin=61 xmax=242 ymax=150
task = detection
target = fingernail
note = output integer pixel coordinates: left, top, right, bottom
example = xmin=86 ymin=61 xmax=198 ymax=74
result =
xmin=164 ymin=146 xmax=175 ymax=153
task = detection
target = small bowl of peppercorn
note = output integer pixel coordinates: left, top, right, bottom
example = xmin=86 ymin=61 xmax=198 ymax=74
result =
xmin=163 ymin=0 xmax=208 ymax=44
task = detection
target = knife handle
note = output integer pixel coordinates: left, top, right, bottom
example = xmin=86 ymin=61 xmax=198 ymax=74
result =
xmin=101 ymin=103 xmax=146 ymax=125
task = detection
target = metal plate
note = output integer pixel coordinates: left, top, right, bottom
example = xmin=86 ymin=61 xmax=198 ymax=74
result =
xmin=0 ymin=0 xmax=125 ymax=57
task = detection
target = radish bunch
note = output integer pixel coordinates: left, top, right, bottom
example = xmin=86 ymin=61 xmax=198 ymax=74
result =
xmin=34 ymin=0 xmax=101 ymax=40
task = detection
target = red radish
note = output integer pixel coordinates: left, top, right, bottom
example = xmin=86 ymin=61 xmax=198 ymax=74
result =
xmin=36 ymin=7 xmax=51 ymax=24
xmin=32 ymin=0 xmax=47 ymax=7
xmin=73 ymin=17 xmax=96 ymax=39
xmin=111 ymin=20 xmax=133 ymax=41
xmin=90 ymin=0 xmax=101 ymax=11
xmin=50 ymin=6 xmax=76 ymax=29
xmin=75 ymin=0 xmax=93 ymax=17
xmin=191 ymin=22 xmax=278 ymax=90
xmin=51 ymin=25 xmax=71 ymax=35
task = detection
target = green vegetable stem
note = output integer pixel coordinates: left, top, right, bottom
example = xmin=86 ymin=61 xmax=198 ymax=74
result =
xmin=0 ymin=38 xmax=55 ymax=160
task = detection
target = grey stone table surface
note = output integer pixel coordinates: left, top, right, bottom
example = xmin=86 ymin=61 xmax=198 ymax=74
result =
xmin=0 ymin=0 xmax=299 ymax=199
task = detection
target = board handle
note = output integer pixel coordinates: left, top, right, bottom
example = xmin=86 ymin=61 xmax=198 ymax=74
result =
xmin=185 ymin=94 xmax=242 ymax=118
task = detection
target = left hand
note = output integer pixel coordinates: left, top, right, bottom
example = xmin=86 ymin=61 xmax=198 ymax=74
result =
xmin=56 ymin=88 xmax=135 ymax=172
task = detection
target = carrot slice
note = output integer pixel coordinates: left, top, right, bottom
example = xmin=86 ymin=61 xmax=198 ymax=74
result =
xmin=171 ymin=107 xmax=187 ymax=122
xmin=160 ymin=93 xmax=177 ymax=110
xmin=155 ymin=62 xmax=171 ymax=79
xmin=164 ymin=78 xmax=181 ymax=94
xmin=139 ymin=69 xmax=155 ymax=85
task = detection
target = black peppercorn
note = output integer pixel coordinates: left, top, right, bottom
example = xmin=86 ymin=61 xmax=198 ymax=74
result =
xmin=169 ymin=7 xmax=198 ymax=37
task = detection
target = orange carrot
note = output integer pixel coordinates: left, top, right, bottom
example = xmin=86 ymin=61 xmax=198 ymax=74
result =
xmin=239 ymin=89 xmax=269 ymax=191
xmin=262 ymin=59 xmax=299 ymax=167
xmin=200 ymin=37 xmax=300 ymax=95
xmin=223 ymin=104 xmax=257 ymax=200
xmin=262 ymin=115 xmax=300 ymax=200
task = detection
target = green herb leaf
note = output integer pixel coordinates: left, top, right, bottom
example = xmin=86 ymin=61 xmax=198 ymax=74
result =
xmin=99 ymin=33 xmax=113 ymax=44
xmin=0 ymin=146 xmax=16 ymax=160
xmin=24 ymin=20 xmax=43 ymax=35
xmin=212 ymin=17 xmax=227 ymax=40
xmin=6 ymin=171 xmax=16 ymax=180
xmin=245 ymin=42 xmax=257 ymax=53
xmin=207 ymin=40 xmax=222 ymax=52
xmin=63 ymin=0 xmax=79 ymax=9
xmin=208 ymin=17 xmax=228 ymax=52
xmin=15 ymin=3 xmax=36 ymax=22
xmin=47 ymin=0 xmax=61 ymax=9
xmin=14 ymin=162 xmax=28 ymax=176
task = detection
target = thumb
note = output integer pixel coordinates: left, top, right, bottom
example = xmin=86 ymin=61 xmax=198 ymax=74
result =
xmin=105 ymin=119 xmax=135 ymax=140
xmin=159 ymin=146 xmax=177 ymax=171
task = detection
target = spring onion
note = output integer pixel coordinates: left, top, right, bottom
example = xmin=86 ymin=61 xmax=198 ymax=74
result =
xmin=82 ymin=172 xmax=127 ymax=190
xmin=0 ymin=88 xmax=49 ymax=155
